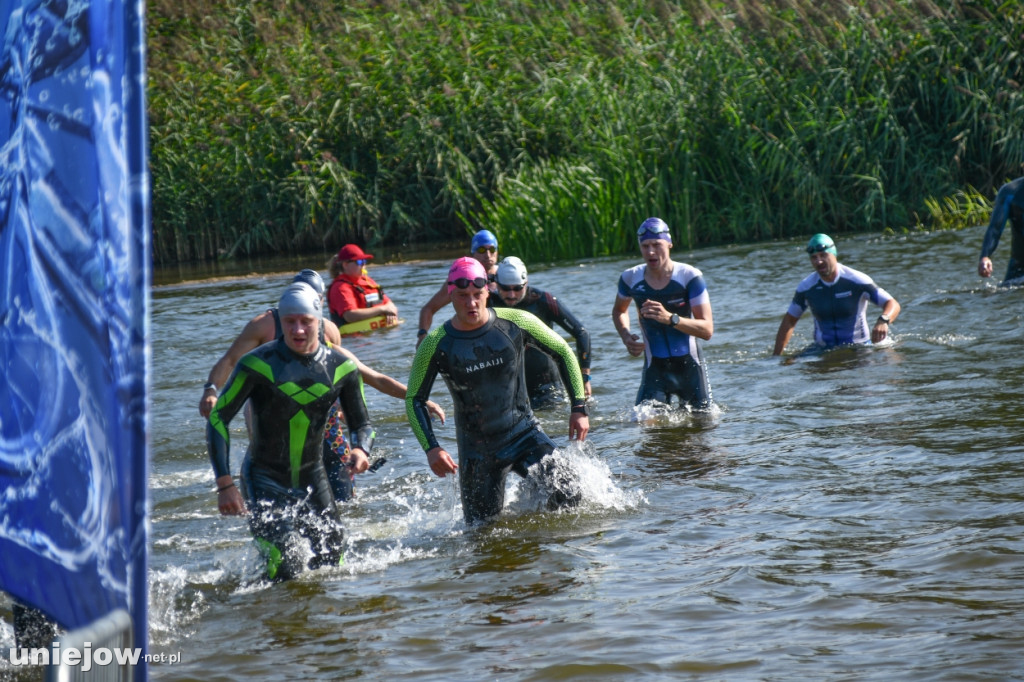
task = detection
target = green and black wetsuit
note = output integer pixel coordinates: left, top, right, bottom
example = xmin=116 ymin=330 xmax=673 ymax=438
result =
xmin=406 ymin=308 xmax=587 ymax=523
xmin=208 ymin=338 xmax=374 ymax=579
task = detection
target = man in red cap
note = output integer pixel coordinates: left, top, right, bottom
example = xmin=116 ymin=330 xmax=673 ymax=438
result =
xmin=327 ymin=243 xmax=399 ymax=327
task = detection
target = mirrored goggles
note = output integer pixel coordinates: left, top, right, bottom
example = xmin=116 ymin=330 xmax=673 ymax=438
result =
xmin=448 ymin=277 xmax=488 ymax=290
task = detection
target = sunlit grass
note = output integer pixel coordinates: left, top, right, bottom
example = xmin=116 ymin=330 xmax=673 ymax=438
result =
xmin=147 ymin=0 xmax=1024 ymax=264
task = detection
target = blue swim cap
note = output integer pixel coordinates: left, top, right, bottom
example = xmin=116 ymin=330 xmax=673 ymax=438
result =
xmin=805 ymin=233 xmax=837 ymax=255
xmin=637 ymin=217 xmax=673 ymax=244
xmin=470 ymin=229 xmax=499 ymax=253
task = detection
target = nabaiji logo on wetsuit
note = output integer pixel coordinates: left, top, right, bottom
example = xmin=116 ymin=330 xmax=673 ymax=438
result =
xmin=465 ymin=358 xmax=505 ymax=373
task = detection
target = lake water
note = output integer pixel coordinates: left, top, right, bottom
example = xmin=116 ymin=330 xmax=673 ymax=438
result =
xmin=12 ymin=225 xmax=1024 ymax=681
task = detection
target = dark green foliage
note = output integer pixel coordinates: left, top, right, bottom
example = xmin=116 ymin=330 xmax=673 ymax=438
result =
xmin=147 ymin=0 xmax=1024 ymax=264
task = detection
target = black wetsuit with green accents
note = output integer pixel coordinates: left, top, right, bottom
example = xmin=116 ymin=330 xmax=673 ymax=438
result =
xmin=406 ymin=307 xmax=587 ymax=523
xmin=491 ymin=287 xmax=591 ymax=409
xmin=207 ymin=337 xmax=374 ymax=579
xmin=271 ymin=308 xmax=355 ymax=502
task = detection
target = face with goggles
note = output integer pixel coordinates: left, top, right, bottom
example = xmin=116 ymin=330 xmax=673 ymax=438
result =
xmin=472 ymin=244 xmax=499 ymax=271
xmin=448 ymin=277 xmax=490 ymax=329
xmin=636 ymin=218 xmax=674 ymax=269
xmin=497 ymin=281 xmax=526 ymax=305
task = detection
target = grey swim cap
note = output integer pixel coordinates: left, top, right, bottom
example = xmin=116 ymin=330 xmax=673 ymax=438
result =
xmin=278 ymin=283 xmax=322 ymax=318
xmin=292 ymin=269 xmax=325 ymax=296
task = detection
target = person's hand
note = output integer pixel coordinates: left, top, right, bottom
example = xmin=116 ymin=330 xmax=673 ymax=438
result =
xmin=622 ymin=333 xmax=644 ymax=357
xmin=569 ymin=413 xmax=589 ymax=441
xmin=426 ymin=447 xmax=458 ymax=477
xmin=383 ymin=301 xmax=400 ymax=324
xmin=346 ymin=447 xmax=370 ymax=474
xmin=871 ymin=320 xmax=890 ymax=344
xmin=216 ymin=477 xmax=246 ymax=516
xmin=199 ymin=393 xmax=216 ymax=419
xmin=426 ymin=400 xmax=446 ymax=424
xmin=639 ymin=299 xmax=669 ymax=323
xmin=978 ymin=256 xmax=993 ymax=278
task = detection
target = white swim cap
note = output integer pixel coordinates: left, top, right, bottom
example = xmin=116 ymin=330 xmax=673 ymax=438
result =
xmin=496 ymin=256 xmax=528 ymax=286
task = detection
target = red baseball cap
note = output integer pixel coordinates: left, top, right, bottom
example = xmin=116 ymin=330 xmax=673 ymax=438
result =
xmin=336 ymin=244 xmax=374 ymax=261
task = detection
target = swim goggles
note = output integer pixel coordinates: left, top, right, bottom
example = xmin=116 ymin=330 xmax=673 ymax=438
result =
xmin=345 ymin=259 xmax=367 ymax=266
xmin=636 ymin=223 xmax=672 ymax=242
xmin=475 ymin=246 xmax=497 ymax=254
xmin=805 ymin=242 xmax=835 ymax=254
xmin=498 ymin=283 xmax=524 ymax=292
xmin=448 ymin=277 xmax=489 ymax=290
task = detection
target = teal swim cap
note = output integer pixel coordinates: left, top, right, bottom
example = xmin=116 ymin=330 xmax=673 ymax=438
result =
xmin=806 ymin=233 xmax=837 ymax=255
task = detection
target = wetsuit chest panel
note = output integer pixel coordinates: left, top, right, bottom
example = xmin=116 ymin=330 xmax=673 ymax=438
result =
xmin=244 ymin=342 xmax=357 ymax=488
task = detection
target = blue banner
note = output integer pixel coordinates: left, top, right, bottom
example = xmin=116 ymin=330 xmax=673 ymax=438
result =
xmin=0 ymin=0 xmax=149 ymax=660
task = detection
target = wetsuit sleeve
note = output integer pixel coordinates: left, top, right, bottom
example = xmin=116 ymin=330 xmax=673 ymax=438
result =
xmin=206 ymin=357 xmax=260 ymax=478
xmin=980 ymin=183 xmax=1013 ymax=259
xmin=497 ymin=308 xmax=587 ymax=407
xmin=406 ymin=328 xmax=444 ymax=451
xmin=545 ymin=293 xmax=591 ymax=371
xmin=334 ymin=357 xmax=375 ymax=454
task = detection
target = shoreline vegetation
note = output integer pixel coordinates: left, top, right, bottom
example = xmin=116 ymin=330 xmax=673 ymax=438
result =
xmin=148 ymin=0 xmax=1022 ymax=266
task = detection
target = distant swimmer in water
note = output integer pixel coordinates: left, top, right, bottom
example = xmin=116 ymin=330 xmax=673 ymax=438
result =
xmin=406 ymin=257 xmax=589 ymax=524
xmin=490 ymin=256 xmax=592 ymax=409
xmin=612 ymin=217 xmax=714 ymax=411
xmin=773 ymin=233 xmax=901 ymax=356
xmin=207 ymin=283 xmax=374 ymax=580
xmin=198 ymin=269 xmax=443 ymax=501
xmin=977 ymin=176 xmax=1024 ymax=286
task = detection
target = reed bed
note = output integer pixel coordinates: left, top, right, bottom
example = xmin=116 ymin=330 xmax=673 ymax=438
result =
xmin=147 ymin=0 xmax=1023 ymax=264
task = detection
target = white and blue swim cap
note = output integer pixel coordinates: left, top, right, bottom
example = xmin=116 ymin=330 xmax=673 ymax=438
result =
xmin=278 ymin=282 xmax=322 ymax=318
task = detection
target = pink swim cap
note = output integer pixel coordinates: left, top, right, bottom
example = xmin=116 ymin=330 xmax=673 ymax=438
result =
xmin=447 ymin=256 xmax=489 ymax=294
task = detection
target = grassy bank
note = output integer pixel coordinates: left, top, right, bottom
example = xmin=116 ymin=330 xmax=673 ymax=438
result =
xmin=147 ymin=0 xmax=1023 ymax=264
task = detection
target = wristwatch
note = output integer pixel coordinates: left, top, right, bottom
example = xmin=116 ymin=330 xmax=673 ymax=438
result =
xmin=669 ymin=313 xmax=680 ymax=327
xmin=203 ymin=382 xmax=218 ymax=393
xmin=877 ymin=314 xmax=891 ymax=326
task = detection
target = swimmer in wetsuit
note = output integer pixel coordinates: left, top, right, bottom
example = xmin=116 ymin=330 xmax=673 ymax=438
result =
xmin=612 ymin=217 xmax=715 ymax=410
xmin=199 ymin=270 xmax=444 ymax=501
xmin=490 ymin=256 xmax=592 ymax=409
xmin=773 ymin=233 xmax=901 ymax=355
xmin=406 ymin=257 xmax=590 ymax=524
xmin=978 ymin=176 xmax=1024 ymax=285
xmin=207 ymin=283 xmax=376 ymax=580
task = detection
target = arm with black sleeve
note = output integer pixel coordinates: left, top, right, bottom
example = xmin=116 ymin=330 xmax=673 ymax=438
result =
xmin=543 ymin=292 xmax=591 ymax=373
xmin=494 ymin=308 xmax=589 ymax=436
